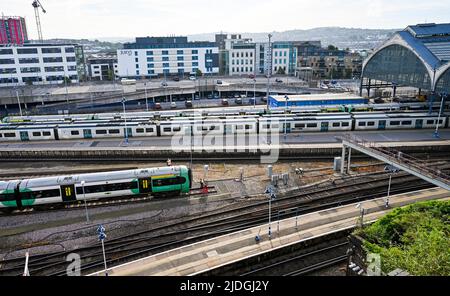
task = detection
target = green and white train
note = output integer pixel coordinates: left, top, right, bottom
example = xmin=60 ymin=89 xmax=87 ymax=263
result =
xmin=0 ymin=165 xmax=192 ymax=211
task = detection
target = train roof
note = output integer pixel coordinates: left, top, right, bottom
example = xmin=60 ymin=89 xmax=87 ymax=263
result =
xmin=18 ymin=166 xmax=187 ymax=188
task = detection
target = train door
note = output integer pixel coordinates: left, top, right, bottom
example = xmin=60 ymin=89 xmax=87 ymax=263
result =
xmin=320 ymin=122 xmax=329 ymax=132
xmin=125 ymin=127 xmax=133 ymax=138
xmin=20 ymin=131 xmax=29 ymax=141
xmin=138 ymin=178 xmax=152 ymax=194
xmin=415 ymin=119 xmax=423 ymax=129
xmin=83 ymin=129 xmax=92 ymax=139
xmin=283 ymin=122 xmax=291 ymax=134
xmin=60 ymin=185 xmax=76 ymax=202
xmin=53 ymin=128 xmax=59 ymax=140
xmin=224 ymin=124 xmax=232 ymax=135
xmin=378 ymin=120 xmax=386 ymax=130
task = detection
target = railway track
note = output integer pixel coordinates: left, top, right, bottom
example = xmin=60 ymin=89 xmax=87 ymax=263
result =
xmin=0 ymin=167 xmax=443 ymax=276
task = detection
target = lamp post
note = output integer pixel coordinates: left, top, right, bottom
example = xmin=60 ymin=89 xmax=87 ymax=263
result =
xmin=81 ymin=180 xmax=90 ymax=223
xmin=433 ymin=93 xmax=446 ymax=138
xmin=253 ymin=78 xmax=256 ymax=108
xmin=384 ymin=165 xmax=399 ymax=208
xmin=144 ymin=82 xmax=148 ymax=111
xmin=15 ymin=88 xmax=23 ymax=116
xmin=122 ymin=97 xmax=128 ymax=144
xmin=284 ymin=95 xmax=289 ymax=139
xmin=97 ymin=225 xmax=108 ymax=276
xmin=266 ymin=34 xmax=272 ymax=111
xmin=265 ymin=186 xmax=275 ymax=239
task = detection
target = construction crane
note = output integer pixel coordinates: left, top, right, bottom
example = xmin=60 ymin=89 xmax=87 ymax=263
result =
xmin=32 ymin=0 xmax=46 ymax=42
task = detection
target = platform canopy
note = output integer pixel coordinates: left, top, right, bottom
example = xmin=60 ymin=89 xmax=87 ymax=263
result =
xmin=361 ymin=23 xmax=450 ymax=94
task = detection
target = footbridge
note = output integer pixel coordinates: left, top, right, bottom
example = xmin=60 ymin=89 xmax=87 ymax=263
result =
xmin=339 ymin=134 xmax=450 ymax=191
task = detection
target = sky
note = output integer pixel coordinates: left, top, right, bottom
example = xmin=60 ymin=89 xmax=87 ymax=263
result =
xmin=2 ymin=0 xmax=450 ymax=40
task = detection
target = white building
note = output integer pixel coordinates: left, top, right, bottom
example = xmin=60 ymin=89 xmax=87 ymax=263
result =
xmin=87 ymin=54 xmax=118 ymax=81
xmin=117 ymin=37 xmax=219 ymax=78
xmin=0 ymin=43 xmax=79 ymax=87
xmin=225 ymin=35 xmax=256 ymax=76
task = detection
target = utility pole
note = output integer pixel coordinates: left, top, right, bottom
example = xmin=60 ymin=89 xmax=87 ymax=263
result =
xmin=15 ymin=88 xmax=23 ymax=116
xmin=266 ymin=34 xmax=272 ymax=111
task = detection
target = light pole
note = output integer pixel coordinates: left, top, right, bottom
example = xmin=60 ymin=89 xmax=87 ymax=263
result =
xmin=81 ymin=180 xmax=90 ymax=223
xmin=386 ymin=174 xmax=392 ymax=208
xmin=266 ymin=34 xmax=272 ymax=111
xmin=144 ymin=82 xmax=148 ymax=111
xmin=15 ymin=88 xmax=23 ymax=116
xmin=284 ymin=95 xmax=289 ymax=139
xmin=97 ymin=225 xmax=108 ymax=276
xmin=433 ymin=93 xmax=446 ymax=138
xmin=265 ymin=186 xmax=275 ymax=239
xmin=122 ymin=97 xmax=128 ymax=144
xmin=253 ymin=78 xmax=256 ymax=108
xmin=64 ymin=69 xmax=69 ymax=113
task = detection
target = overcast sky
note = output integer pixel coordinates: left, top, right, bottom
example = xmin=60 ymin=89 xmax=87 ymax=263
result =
xmin=3 ymin=0 xmax=450 ymax=40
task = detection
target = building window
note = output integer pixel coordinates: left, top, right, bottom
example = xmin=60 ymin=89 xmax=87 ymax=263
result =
xmin=136 ymin=64 xmax=139 ymax=69
xmin=192 ymin=50 xmax=198 ymax=54
xmin=147 ymin=57 xmax=154 ymax=62
xmin=250 ymin=60 xmax=253 ymax=65
xmin=162 ymin=56 xmax=169 ymax=61
xmin=192 ymin=68 xmax=198 ymax=73
xmin=43 ymin=57 xmax=63 ymax=63
xmin=177 ymin=50 xmax=183 ymax=55
xmin=236 ymin=60 xmax=239 ymax=65
xmin=136 ymin=70 xmax=140 ymax=75
xmin=177 ymin=56 xmax=184 ymax=61
xmin=192 ymin=56 xmax=198 ymax=60
xmin=178 ymin=62 xmax=184 ymax=67
xmin=0 ymin=68 xmax=17 ymax=74
xmin=232 ymin=60 xmax=234 ymax=65
xmin=65 ymin=47 xmax=75 ymax=53
xmin=135 ymin=57 xmax=139 ymax=62
xmin=147 ymin=63 xmax=154 ymax=68
xmin=45 ymin=66 xmax=64 ymax=72
xmin=232 ymin=67 xmax=235 ymax=72
xmin=250 ymin=52 xmax=253 ymax=57
xmin=284 ymin=59 xmax=287 ymax=64
xmin=163 ymin=69 xmax=169 ymax=74
xmin=146 ymin=51 xmax=153 ymax=55
xmin=135 ymin=51 xmax=138 ymax=56
xmin=20 ymin=58 xmax=40 ymax=64
xmin=17 ymin=48 xmax=38 ymax=54
xmin=148 ymin=70 xmax=154 ymax=74
xmin=20 ymin=67 xmax=40 ymax=73
xmin=250 ymin=67 xmax=252 ymax=72
xmin=275 ymin=52 xmax=278 ymax=57
xmin=192 ymin=62 xmax=198 ymax=66
xmin=284 ymin=51 xmax=287 ymax=56
xmin=245 ymin=52 xmax=248 ymax=57
xmin=232 ymin=53 xmax=234 ymax=58
xmin=0 ymin=49 xmax=13 ymax=55
xmin=0 ymin=58 xmax=15 ymax=64
xmin=162 ymin=50 xmax=169 ymax=55
xmin=41 ymin=48 xmax=61 ymax=54
xmin=66 ymin=56 xmax=76 ymax=62
xmin=163 ymin=63 xmax=169 ymax=68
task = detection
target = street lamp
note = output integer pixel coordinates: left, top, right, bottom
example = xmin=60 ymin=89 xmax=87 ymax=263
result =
xmin=384 ymin=165 xmax=399 ymax=208
xmin=433 ymin=92 xmax=446 ymax=138
xmin=81 ymin=180 xmax=90 ymax=223
xmin=15 ymin=88 xmax=23 ymax=116
xmin=121 ymin=97 xmax=128 ymax=144
xmin=144 ymin=82 xmax=148 ymax=112
xmin=265 ymin=186 xmax=276 ymax=239
xmin=284 ymin=95 xmax=289 ymax=139
xmin=253 ymin=78 xmax=256 ymax=108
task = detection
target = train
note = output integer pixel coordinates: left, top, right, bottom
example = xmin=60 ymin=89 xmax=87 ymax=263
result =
xmin=0 ymin=165 xmax=192 ymax=211
xmin=0 ymin=111 xmax=447 ymax=141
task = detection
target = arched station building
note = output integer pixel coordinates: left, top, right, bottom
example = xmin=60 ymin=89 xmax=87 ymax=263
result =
xmin=360 ymin=23 xmax=450 ymax=105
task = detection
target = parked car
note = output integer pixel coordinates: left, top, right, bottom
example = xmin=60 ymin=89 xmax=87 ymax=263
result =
xmin=189 ymin=76 xmax=196 ymax=81
xmin=185 ymin=100 xmax=193 ymax=108
xmin=194 ymin=95 xmax=200 ymax=100
xmin=221 ymin=99 xmax=229 ymax=106
xmin=235 ymin=98 xmax=242 ymax=104
xmin=161 ymin=81 xmax=168 ymax=87
xmin=249 ymin=97 xmax=256 ymax=105
xmin=216 ymin=80 xmax=223 ymax=85
xmin=173 ymin=77 xmax=180 ymax=82
xmin=154 ymin=103 xmax=162 ymax=110
xmin=248 ymin=74 xmax=255 ymax=79
xmin=275 ymin=78 xmax=283 ymax=83
xmin=170 ymin=102 xmax=177 ymax=108
xmin=213 ymin=93 xmax=220 ymax=99
xmin=234 ymin=94 xmax=240 ymax=98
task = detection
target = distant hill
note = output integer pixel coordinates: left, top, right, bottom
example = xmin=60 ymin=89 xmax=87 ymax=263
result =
xmin=188 ymin=27 xmax=399 ymax=50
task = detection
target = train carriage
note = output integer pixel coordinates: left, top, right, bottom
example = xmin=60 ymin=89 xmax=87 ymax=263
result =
xmin=0 ymin=166 xmax=191 ymax=210
xmin=353 ymin=112 xmax=447 ymax=131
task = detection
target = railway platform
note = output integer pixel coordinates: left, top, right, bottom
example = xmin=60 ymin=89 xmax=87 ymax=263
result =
xmin=89 ymin=187 xmax=450 ymax=276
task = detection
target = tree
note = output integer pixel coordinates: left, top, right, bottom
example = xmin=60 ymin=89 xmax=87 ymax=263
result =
xmin=107 ymin=69 xmax=114 ymax=81
xmin=196 ymin=69 xmax=203 ymax=77
xmin=327 ymin=45 xmax=338 ymax=51
xmin=63 ymin=76 xmax=71 ymax=84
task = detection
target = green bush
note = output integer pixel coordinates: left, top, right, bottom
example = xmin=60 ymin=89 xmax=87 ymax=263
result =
xmin=356 ymin=200 xmax=450 ymax=275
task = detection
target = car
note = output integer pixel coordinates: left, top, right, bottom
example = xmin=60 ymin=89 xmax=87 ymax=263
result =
xmin=170 ymin=102 xmax=177 ymax=109
xmin=189 ymin=76 xmax=196 ymax=81
xmin=213 ymin=93 xmax=220 ymax=99
xmin=173 ymin=77 xmax=180 ymax=82
xmin=221 ymin=99 xmax=229 ymax=106
xmin=154 ymin=103 xmax=162 ymax=110
xmin=234 ymin=94 xmax=240 ymax=98
xmin=185 ymin=100 xmax=193 ymax=108
xmin=207 ymin=94 xmax=213 ymax=99
xmin=235 ymin=98 xmax=242 ymax=105
xmin=249 ymin=98 xmax=256 ymax=105
xmin=248 ymin=74 xmax=255 ymax=79
xmin=275 ymin=78 xmax=283 ymax=83
xmin=161 ymin=81 xmax=168 ymax=87
xmin=194 ymin=95 xmax=200 ymax=100
xmin=216 ymin=80 xmax=223 ymax=85
xmin=261 ymin=97 xmax=267 ymax=102
xmin=241 ymin=94 xmax=247 ymax=98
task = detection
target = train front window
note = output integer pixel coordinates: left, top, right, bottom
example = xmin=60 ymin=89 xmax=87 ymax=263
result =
xmin=152 ymin=177 xmax=186 ymax=187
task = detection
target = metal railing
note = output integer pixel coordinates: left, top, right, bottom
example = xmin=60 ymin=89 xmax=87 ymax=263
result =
xmin=339 ymin=134 xmax=450 ymax=185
